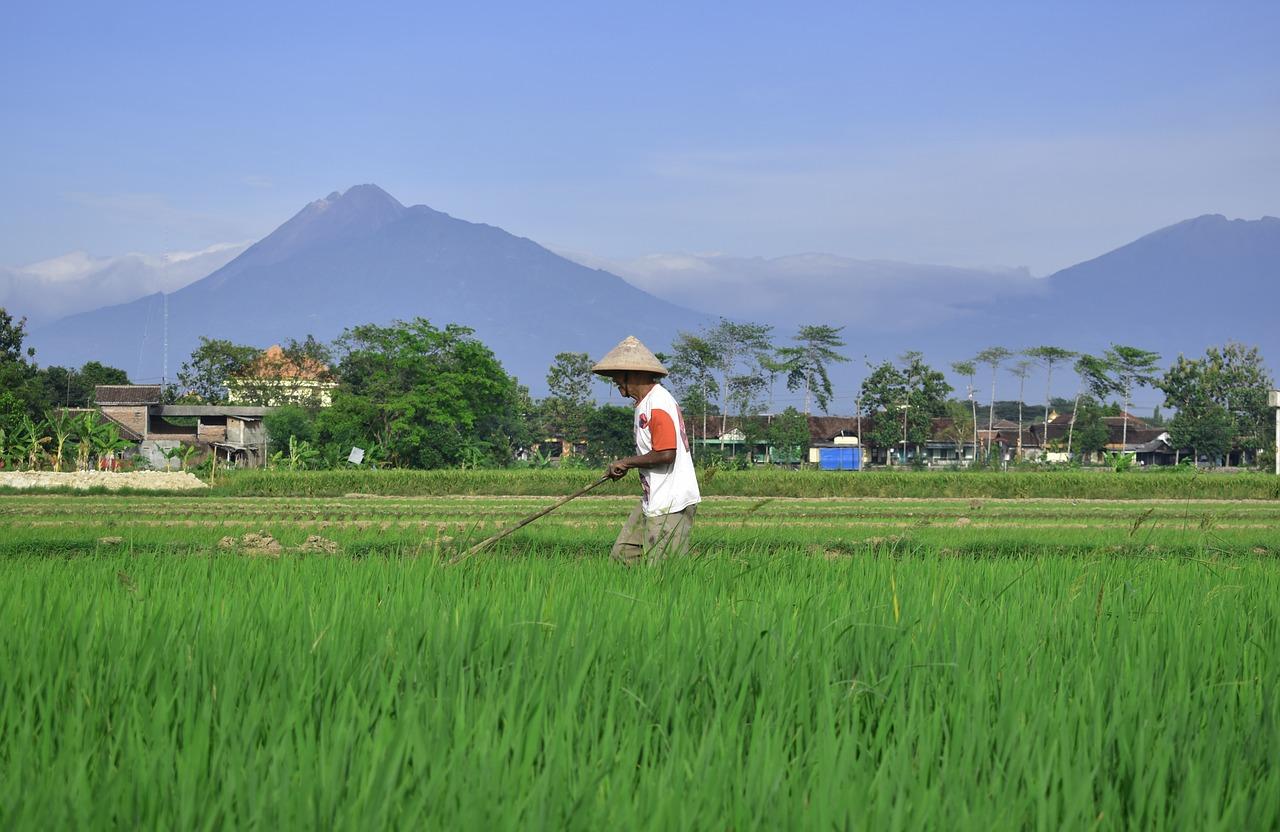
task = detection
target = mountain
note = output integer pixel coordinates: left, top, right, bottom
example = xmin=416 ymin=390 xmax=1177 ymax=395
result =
xmin=566 ymin=250 xmax=1041 ymax=330
xmin=0 ymin=243 xmax=248 ymax=326
xmin=994 ymin=214 xmax=1280 ymax=363
xmin=25 ymin=193 xmax=1279 ymax=405
xmin=28 ymin=185 xmax=710 ymax=392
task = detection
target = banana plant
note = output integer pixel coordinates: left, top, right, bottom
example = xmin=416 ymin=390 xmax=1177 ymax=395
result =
xmin=178 ymin=444 xmax=198 ymax=471
xmin=92 ymin=423 xmax=133 ymax=470
xmin=159 ymin=445 xmax=185 ymax=471
xmin=45 ymin=410 xmax=75 ymax=472
xmin=74 ymin=411 xmax=106 ymax=471
xmin=286 ymin=435 xmax=320 ymax=470
xmin=14 ymin=416 xmax=51 ymax=471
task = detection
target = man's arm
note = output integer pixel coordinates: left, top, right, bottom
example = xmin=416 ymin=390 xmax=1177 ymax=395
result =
xmin=607 ymin=449 xmax=676 ymax=479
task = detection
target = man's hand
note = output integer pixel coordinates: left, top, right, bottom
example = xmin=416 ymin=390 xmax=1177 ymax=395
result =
xmin=606 ymin=460 xmax=630 ymax=480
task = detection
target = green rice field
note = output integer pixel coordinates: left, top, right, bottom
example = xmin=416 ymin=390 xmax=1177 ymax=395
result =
xmin=2 ymin=488 xmax=1278 ymax=828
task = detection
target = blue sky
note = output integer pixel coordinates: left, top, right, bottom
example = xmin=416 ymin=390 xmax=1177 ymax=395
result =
xmin=3 ymin=1 xmax=1277 ymax=273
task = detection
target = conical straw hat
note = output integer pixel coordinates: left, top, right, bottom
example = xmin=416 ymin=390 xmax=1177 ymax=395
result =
xmin=592 ymin=336 xmax=668 ymax=377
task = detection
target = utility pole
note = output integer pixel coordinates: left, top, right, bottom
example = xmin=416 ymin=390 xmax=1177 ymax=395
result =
xmin=856 ymin=395 xmax=862 ymax=449
xmin=898 ymin=402 xmax=910 ymax=466
xmin=1271 ymin=391 xmax=1280 ymax=475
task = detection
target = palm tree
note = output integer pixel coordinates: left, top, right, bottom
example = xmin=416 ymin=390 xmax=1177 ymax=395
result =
xmin=973 ymin=347 xmax=1013 ymax=462
xmin=1104 ymin=345 xmax=1161 ymax=456
xmin=775 ymin=324 xmax=850 ymax=416
xmin=1068 ymin=354 xmax=1115 ymax=461
xmin=1024 ymin=346 xmax=1076 ymax=458
xmin=950 ymin=360 xmax=979 ymax=465
xmin=1011 ymin=360 xmax=1033 ymax=460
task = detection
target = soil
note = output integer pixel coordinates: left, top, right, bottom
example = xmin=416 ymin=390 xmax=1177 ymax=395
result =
xmin=0 ymin=471 xmax=208 ymax=491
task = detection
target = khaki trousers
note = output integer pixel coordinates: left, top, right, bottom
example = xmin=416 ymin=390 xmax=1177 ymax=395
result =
xmin=610 ymin=503 xmax=697 ymax=566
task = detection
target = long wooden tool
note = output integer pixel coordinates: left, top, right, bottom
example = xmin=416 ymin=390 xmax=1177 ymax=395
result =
xmin=449 ymin=475 xmax=611 ymax=564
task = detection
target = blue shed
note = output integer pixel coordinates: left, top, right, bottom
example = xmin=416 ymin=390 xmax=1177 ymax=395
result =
xmin=818 ymin=446 xmax=862 ymax=471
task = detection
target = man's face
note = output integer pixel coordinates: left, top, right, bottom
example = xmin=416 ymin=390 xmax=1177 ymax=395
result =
xmin=611 ymin=372 xmax=642 ymax=400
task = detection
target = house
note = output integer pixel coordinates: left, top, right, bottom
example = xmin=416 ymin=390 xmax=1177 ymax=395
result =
xmin=226 ymin=344 xmax=337 ymax=407
xmin=96 ymin=385 xmax=272 ymax=468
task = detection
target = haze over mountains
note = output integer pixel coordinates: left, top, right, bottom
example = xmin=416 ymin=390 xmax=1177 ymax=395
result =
xmin=1 ymin=243 xmax=248 ymax=326
xmin=18 ymin=184 xmax=1280 ymax=398
xmin=27 ymin=186 xmax=709 ymax=392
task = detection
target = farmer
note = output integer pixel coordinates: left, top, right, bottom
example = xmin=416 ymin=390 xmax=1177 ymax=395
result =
xmin=593 ymin=336 xmax=701 ymax=565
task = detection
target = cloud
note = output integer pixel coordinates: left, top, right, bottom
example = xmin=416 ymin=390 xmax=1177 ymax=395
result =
xmin=0 ymin=242 xmax=250 ymax=326
xmin=560 ymin=249 xmax=1040 ymax=332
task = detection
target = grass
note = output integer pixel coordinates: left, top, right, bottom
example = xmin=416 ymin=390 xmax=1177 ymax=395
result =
xmin=205 ymin=467 xmax=1280 ymax=500
xmin=1 ymin=493 xmax=1277 ymax=828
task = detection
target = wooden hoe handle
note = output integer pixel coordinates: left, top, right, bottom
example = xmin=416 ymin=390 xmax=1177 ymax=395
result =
xmin=449 ymin=476 xmax=611 ymax=564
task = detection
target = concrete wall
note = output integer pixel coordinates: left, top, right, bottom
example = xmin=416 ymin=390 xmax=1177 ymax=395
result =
xmin=139 ymin=439 xmax=184 ymax=471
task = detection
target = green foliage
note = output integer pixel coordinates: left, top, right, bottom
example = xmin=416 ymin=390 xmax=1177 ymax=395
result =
xmin=773 ymin=324 xmax=849 ymax=414
xmin=859 ymin=352 xmax=952 ymax=460
xmin=1160 ymin=342 xmax=1274 ymax=457
xmin=317 ymin=318 xmax=522 ymax=469
xmin=766 ymin=407 xmax=810 ymax=464
xmin=1168 ymin=402 xmax=1236 ymax=466
xmin=177 ymin=337 xmax=262 ymax=403
xmin=37 ymin=361 xmax=130 ymax=409
xmin=0 ymin=309 xmax=43 ymax=426
xmin=264 ymin=405 xmax=317 ymax=449
xmin=1071 ymin=398 xmax=1110 ymax=459
xmin=584 ymin=405 xmax=634 ymax=464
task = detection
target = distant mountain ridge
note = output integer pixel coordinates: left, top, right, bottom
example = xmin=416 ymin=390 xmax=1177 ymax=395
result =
xmin=28 ymin=185 xmax=710 ymax=393
xmin=24 ymin=188 xmax=1280 ymax=400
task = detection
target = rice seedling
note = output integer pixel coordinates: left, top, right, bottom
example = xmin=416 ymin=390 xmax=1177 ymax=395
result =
xmin=1 ymin=492 xmax=1277 ymax=828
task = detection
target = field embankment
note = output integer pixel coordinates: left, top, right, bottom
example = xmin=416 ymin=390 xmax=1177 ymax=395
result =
xmin=206 ymin=467 xmax=1280 ymax=500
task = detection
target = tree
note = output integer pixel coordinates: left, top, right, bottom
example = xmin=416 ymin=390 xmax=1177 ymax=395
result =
xmin=584 ymin=405 xmax=635 ymax=464
xmin=767 ymin=407 xmax=811 ymax=464
xmin=1168 ymin=402 xmax=1235 ymax=467
xmin=1159 ymin=343 xmax=1274 ymax=465
xmin=941 ymin=400 xmax=976 ymax=464
xmin=1024 ymin=346 xmax=1076 ymax=458
xmin=317 ymin=319 xmax=521 ymax=469
xmin=38 ymin=361 xmax=131 ymax=409
xmin=667 ymin=332 xmax=721 ymax=456
xmin=1104 ymin=345 xmax=1161 ymax=454
xmin=1011 ymin=359 xmax=1033 ymax=459
xmin=264 ymin=405 xmax=317 ymax=450
xmin=951 ymin=360 xmax=980 ymax=464
xmin=727 ymin=373 xmax=770 ymax=456
xmin=546 ymin=351 xmax=595 ymax=405
xmin=177 ymin=337 xmax=261 ymax=403
xmin=1067 ymin=354 xmax=1116 ymax=460
xmin=1072 ymin=398 xmax=1110 ymax=461
xmin=542 ymin=351 xmax=595 ymax=449
xmin=0 ymin=308 xmax=42 ymax=426
xmin=774 ymin=325 xmax=849 ymax=415
xmin=860 ymin=352 xmax=952 ymax=464
xmin=973 ymin=347 xmax=1013 ymax=460
xmin=708 ymin=318 xmax=773 ymax=435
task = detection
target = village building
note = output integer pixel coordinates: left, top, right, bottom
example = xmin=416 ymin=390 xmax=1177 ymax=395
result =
xmin=226 ymin=344 xmax=337 ymax=407
xmin=95 ymin=385 xmax=271 ymax=468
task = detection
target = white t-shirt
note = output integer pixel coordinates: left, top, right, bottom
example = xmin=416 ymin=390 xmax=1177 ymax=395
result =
xmin=634 ymin=384 xmax=701 ymax=517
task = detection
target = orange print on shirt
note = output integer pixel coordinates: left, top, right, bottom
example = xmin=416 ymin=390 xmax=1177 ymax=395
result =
xmin=649 ymin=409 xmax=677 ymax=452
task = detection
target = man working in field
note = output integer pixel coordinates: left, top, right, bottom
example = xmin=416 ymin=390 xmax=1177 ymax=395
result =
xmin=593 ymin=336 xmax=701 ymax=565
